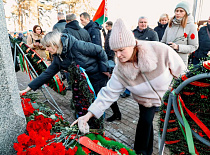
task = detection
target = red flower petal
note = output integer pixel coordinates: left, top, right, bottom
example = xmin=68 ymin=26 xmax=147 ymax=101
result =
xmin=184 ymin=33 xmax=188 ymax=38
xmin=190 ymin=33 xmax=195 ymax=39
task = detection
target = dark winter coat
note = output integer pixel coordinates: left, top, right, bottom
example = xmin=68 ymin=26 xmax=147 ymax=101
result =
xmin=28 ymin=33 xmax=109 ymax=91
xmin=133 ymin=26 xmax=159 ymax=41
xmin=194 ymin=23 xmax=210 ymax=59
xmin=62 ymin=20 xmax=91 ymax=42
xmin=154 ymin=22 xmax=168 ymax=41
xmin=84 ymin=20 xmax=102 ymax=46
xmin=104 ymin=30 xmax=115 ymax=60
xmin=53 ymin=20 xmax=67 ymax=32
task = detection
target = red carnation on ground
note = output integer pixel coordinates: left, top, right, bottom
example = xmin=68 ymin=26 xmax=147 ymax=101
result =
xmin=65 ymin=146 xmax=78 ymax=155
xmin=55 ymin=113 xmax=64 ymax=120
xmin=13 ymin=143 xmax=24 ymax=152
xmin=104 ymin=136 xmax=111 ymax=141
xmin=184 ymin=33 xmax=187 ymax=38
xmin=25 ymin=146 xmax=43 ymax=155
xmin=42 ymin=145 xmax=54 ymax=155
xmin=51 ymin=142 xmax=66 ymax=155
xmin=190 ymin=33 xmax=195 ymax=39
xmin=119 ymin=148 xmax=129 ymax=155
xmin=17 ymin=133 xmax=30 ymax=145
xmin=82 ymin=146 xmax=91 ymax=154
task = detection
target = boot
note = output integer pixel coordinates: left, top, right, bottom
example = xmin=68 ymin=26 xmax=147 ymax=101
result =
xmin=106 ymin=102 xmax=121 ymax=122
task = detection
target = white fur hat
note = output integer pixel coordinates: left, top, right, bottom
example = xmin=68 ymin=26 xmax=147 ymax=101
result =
xmin=109 ymin=18 xmax=136 ymax=50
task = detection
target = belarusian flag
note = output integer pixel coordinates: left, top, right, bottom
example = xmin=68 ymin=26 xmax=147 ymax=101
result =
xmin=92 ymin=0 xmax=108 ymax=25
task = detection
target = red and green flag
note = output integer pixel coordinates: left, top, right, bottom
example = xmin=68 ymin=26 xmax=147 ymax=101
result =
xmin=92 ymin=0 xmax=108 ymax=25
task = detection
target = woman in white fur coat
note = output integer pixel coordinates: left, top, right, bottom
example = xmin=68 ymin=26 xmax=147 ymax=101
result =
xmin=71 ymin=18 xmax=186 ymax=155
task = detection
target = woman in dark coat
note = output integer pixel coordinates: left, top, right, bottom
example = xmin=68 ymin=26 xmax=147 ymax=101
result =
xmin=154 ymin=13 xmax=169 ymax=41
xmin=19 ymin=31 xmax=109 ymax=95
xmin=193 ymin=16 xmax=210 ymax=64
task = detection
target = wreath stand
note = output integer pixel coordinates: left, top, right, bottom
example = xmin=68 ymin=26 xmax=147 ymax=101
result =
xmin=14 ymin=43 xmax=64 ymax=115
xmin=159 ymin=73 xmax=210 ymax=155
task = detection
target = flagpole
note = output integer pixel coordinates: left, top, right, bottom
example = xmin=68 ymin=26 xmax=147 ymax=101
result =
xmin=102 ymin=0 xmax=106 ymax=26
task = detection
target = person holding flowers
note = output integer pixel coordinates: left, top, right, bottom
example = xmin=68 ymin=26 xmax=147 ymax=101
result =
xmin=71 ymin=18 xmax=186 ymax=155
xmin=161 ymin=1 xmax=198 ymax=66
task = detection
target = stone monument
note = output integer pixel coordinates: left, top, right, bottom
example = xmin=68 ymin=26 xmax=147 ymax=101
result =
xmin=0 ymin=1 xmax=26 ymax=154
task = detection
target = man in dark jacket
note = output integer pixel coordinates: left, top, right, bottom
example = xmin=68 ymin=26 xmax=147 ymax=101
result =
xmin=80 ymin=12 xmax=102 ymax=46
xmin=63 ymin=13 xmax=91 ymax=42
xmin=104 ymin=21 xmax=115 ymax=61
xmin=133 ymin=16 xmax=159 ymax=41
xmin=62 ymin=13 xmax=91 ymax=90
xmin=53 ymin=12 xmax=66 ymax=32
xmin=20 ymin=32 xmax=109 ymax=96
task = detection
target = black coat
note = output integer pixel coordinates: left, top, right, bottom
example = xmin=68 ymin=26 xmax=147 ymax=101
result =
xmin=84 ymin=20 xmax=102 ymax=46
xmin=154 ymin=22 xmax=168 ymax=41
xmin=29 ymin=34 xmax=109 ymax=91
xmin=194 ymin=24 xmax=210 ymax=58
xmin=62 ymin=20 xmax=91 ymax=42
xmin=53 ymin=20 xmax=66 ymax=32
xmin=104 ymin=30 xmax=115 ymax=60
xmin=133 ymin=26 xmax=159 ymax=41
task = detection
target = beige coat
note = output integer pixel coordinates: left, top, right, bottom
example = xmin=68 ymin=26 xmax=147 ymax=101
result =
xmin=89 ymin=41 xmax=186 ymax=118
xmin=27 ymin=32 xmax=47 ymax=59
xmin=161 ymin=16 xmax=198 ymax=66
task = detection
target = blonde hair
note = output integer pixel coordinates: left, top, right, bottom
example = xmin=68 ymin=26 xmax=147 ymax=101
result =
xmin=41 ymin=30 xmax=63 ymax=54
xmin=159 ymin=13 xmax=169 ymax=23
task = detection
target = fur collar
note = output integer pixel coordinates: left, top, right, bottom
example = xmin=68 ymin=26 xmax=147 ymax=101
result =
xmin=117 ymin=41 xmax=158 ymax=80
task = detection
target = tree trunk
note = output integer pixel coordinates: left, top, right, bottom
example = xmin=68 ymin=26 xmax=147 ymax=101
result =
xmin=0 ymin=1 xmax=26 ymax=154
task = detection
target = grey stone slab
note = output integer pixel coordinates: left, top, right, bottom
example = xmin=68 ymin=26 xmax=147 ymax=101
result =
xmin=0 ymin=2 xmax=26 ymax=154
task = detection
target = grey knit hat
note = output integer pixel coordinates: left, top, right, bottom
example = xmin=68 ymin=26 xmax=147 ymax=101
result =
xmin=109 ymin=18 xmax=136 ymax=50
xmin=175 ymin=1 xmax=190 ymax=15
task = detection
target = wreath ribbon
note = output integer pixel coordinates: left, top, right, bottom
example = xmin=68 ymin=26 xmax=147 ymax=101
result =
xmin=178 ymin=95 xmax=210 ymax=139
xmin=79 ymin=67 xmax=96 ymax=99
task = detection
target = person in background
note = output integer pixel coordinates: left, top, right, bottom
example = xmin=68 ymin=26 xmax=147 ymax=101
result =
xmin=22 ymin=31 xmax=28 ymax=43
xmin=17 ymin=33 xmax=23 ymax=42
xmin=71 ymin=18 xmax=186 ymax=155
xmin=13 ymin=32 xmax=17 ymax=38
xmin=63 ymin=13 xmax=91 ymax=42
xmin=80 ymin=12 xmax=102 ymax=46
xmin=104 ymin=21 xmax=121 ymax=122
xmin=53 ymin=12 xmax=66 ymax=32
xmin=154 ymin=14 xmax=169 ymax=41
xmin=27 ymin=25 xmax=47 ymax=60
xmin=193 ymin=16 xmax=210 ymax=65
xmin=62 ymin=13 xmax=91 ymax=90
xmin=20 ymin=30 xmax=109 ymax=100
xmin=133 ymin=16 xmax=159 ymax=41
xmin=161 ymin=1 xmax=198 ymax=66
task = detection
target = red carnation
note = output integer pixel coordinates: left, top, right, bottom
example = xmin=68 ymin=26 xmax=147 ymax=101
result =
xmin=17 ymin=133 xmax=30 ymax=145
xmin=13 ymin=143 xmax=24 ymax=152
xmin=184 ymin=33 xmax=187 ymax=38
xmin=190 ymin=33 xmax=195 ymax=39
xmin=65 ymin=146 xmax=78 ymax=155
xmin=119 ymin=148 xmax=129 ymax=155
xmin=25 ymin=146 xmax=43 ymax=155
xmin=42 ymin=145 xmax=54 ymax=155
xmin=82 ymin=147 xmax=91 ymax=154
xmin=104 ymin=137 xmax=111 ymax=141
xmin=92 ymin=140 xmax=99 ymax=144
xmin=200 ymin=95 xmax=208 ymax=99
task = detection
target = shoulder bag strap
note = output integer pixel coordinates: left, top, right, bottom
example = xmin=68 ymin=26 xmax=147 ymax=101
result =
xmin=142 ymin=72 xmax=163 ymax=103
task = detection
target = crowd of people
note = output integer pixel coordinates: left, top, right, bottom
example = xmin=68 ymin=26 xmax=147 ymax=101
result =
xmin=15 ymin=1 xmax=210 ymax=154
